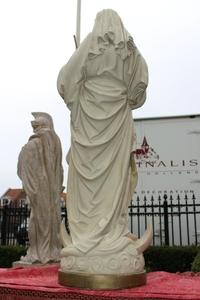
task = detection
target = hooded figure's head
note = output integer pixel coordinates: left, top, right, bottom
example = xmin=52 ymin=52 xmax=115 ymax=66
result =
xmin=31 ymin=112 xmax=54 ymax=133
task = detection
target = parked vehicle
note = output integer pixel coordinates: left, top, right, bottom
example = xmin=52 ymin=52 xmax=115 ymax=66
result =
xmin=15 ymin=219 xmax=29 ymax=246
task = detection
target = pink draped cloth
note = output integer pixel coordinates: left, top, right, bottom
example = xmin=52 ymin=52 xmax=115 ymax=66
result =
xmin=0 ymin=265 xmax=200 ymax=299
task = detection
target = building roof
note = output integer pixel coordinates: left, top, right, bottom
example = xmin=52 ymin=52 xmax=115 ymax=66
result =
xmin=0 ymin=188 xmax=67 ymax=202
xmin=1 ymin=188 xmax=26 ymax=202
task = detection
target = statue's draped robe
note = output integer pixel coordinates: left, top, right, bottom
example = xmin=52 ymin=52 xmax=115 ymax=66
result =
xmin=17 ymin=129 xmax=63 ymax=263
xmin=57 ymin=32 xmax=148 ymax=254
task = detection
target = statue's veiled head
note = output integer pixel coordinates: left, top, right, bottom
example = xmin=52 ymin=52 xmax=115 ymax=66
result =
xmin=88 ymin=9 xmax=134 ymax=60
xmin=94 ymin=9 xmax=123 ymax=31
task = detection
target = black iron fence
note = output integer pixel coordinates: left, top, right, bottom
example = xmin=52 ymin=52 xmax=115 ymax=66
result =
xmin=0 ymin=201 xmax=29 ymax=246
xmin=0 ymin=193 xmax=200 ymax=246
xmin=129 ymin=193 xmax=200 ymax=246
xmin=0 ymin=201 xmax=67 ymax=246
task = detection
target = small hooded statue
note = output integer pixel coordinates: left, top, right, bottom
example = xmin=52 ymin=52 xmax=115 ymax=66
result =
xmin=17 ymin=112 xmax=63 ymax=264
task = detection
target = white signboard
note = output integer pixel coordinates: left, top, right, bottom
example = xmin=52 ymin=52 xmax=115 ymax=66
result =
xmin=133 ymin=115 xmax=200 ymax=202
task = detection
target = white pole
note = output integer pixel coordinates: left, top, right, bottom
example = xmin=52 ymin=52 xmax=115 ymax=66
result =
xmin=76 ymin=0 xmax=81 ymax=47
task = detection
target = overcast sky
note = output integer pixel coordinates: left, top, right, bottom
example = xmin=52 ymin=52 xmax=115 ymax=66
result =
xmin=0 ymin=0 xmax=200 ymax=195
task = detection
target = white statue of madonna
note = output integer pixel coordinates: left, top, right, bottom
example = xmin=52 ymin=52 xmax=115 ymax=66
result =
xmin=57 ymin=9 xmax=152 ymax=289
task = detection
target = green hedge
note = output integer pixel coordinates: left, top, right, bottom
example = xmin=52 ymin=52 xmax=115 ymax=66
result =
xmin=144 ymin=246 xmax=200 ymax=272
xmin=0 ymin=246 xmax=26 ymax=268
xmin=0 ymin=245 xmax=200 ymax=272
xmin=191 ymin=250 xmax=200 ymax=272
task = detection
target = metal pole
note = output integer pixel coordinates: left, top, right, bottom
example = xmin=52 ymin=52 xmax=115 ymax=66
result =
xmin=76 ymin=0 xmax=81 ymax=47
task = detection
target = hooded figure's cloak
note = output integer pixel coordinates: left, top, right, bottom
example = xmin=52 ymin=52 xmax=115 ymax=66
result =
xmin=18 ymin=117 xmax=63 ymax=263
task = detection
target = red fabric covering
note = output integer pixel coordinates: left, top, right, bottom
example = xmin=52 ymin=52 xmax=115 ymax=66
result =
xmin=0 ymin=265 xmax=200 ymax=300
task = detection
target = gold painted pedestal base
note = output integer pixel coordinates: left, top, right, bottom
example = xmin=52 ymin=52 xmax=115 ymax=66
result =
xmin=58 ymin=270 xmax=146 ymax=290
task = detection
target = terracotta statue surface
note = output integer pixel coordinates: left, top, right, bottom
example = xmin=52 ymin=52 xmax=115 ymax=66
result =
xmin=17 ymin=112 xmax=63 ymax=264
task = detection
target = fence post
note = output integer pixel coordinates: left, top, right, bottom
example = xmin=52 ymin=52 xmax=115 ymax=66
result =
xmin=1 ymin=204 xmax=8 ymax=245
xmin=137 ymin=196 xmax=140 ymax=238
xmin=192 ymin=194 xmax=197 ymax=245
xmin=163 ymin=194 xmax=169 ymax=246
